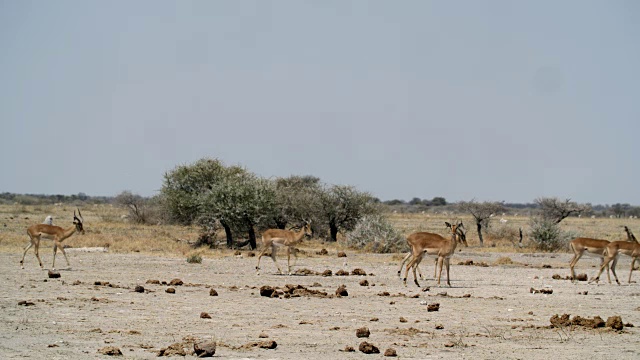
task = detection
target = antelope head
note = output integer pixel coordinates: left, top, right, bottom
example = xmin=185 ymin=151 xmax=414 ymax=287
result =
xmin=73 ymin=209 xmax=85 ymax=235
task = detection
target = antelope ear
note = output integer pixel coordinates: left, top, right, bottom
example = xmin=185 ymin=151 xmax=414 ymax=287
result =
xmin=445 ymin=222 xmax=451 ymax=228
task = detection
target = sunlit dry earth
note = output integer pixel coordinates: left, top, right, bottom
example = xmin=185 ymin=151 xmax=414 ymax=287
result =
xmin=1 ymin=248 xmax=639 ymax=359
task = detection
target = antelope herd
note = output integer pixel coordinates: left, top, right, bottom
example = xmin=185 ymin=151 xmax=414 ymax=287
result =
xmin=18 ymin=211 xmax=640 ymax=287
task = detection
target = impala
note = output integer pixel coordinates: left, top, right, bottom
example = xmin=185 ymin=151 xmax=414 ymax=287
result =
xmin=256 ymin=221 xmax=312 ymax=275
xmin=402 ymin=222 xmax=463 ymax=287
xmin=397 ymin=225 xmax=467 ymax=280
xmin=591 ymin=226 xmax=640 ymax=285
xmin=21 ymin=209 xmax=85 ymax=270
xmin=569 ymin=225 xmax=638 ymax=283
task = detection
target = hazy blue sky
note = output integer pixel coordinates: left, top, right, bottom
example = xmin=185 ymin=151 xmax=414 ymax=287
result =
xmin=1 ymin=1 xmax=638 ymax=204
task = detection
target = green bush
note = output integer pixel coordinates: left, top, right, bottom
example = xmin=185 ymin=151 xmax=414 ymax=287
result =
xmin=344 ymin=214 xmax=405 ymax=253
xmin=528 ymin=217 xmax=576 ymax=251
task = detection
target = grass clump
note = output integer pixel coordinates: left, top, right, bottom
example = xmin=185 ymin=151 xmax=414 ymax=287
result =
xmin=186 ymin=253 xmax=203 ymax=264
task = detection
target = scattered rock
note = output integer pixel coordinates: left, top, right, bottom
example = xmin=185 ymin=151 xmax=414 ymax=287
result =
xmin=530 ymin=287 xmax=553 ymax=294
xmin=200 ymin=312 xmax=212 ymax=319
xmin=399 ymin=317 xmax=408 ymax=323
xmin=209 ymin=289 xmax=218 ymax=296
xmin=316 ymin=248 xmax=328 ymax=255
xmin=427 ymin=303 xmax=440 ymax=312
xmin=322 ymin=270 xmax=332 ymax=277
xmin=311 ymin=282 xmax=322 ymax=287
xmin=356 ymin=327 xmax=370 ymax=338
xmin=166 ymin=287 xmax=176 ymax=294
xmin=550 ymin=314 xmax=571 ymax=327
xmin=444 ymin=342 xmax=455 ymax=348
xmin=258 ymin=340 xmax=277 ymax=349
xmin=72 ymin=280 xmax=82 ymax=285
xmin=336 ymin=285 xmax=348 ymax=297
xmin=578 ymin=291 xmax=588 ymax=295
xmin=98 ymin=346 xmax=123 ymax=356
xmin=606 ymin=316 xmax=624 ymax=331
xmin=359 ymin=341 xmax=380 ymax=354
xmin=18 ymin=300 xmax=35 ymax=306
xmin=234 ymin=250 xmax=242 ymax=256
xmin=134 ymin=285 xmax=145 ymax=293
xmin=193 ymin=340 xmax=216 ymax=357
xmin=542 ymin=264 xmax=552 ymax=268
xmin=260 ymin=286 xmax=275 ymax=297
xmin=247 ymin=252 xmax=255 ymax=257
xmin=377 ymin=291 xmax=390 ymax=296
xmin=572 ymin=315 xmax=605 ymax=328
xmin=146 ymin=279 xmax=160 ymax=284
xmin=47 ymin=270 xmax=61 ymax=278
xmin=337 ymin=251 xmax=347 ymax=257
xmin=462 ymin=294 xmax=471 ymax=298
xmin=258 ymin=332 xmax=269 ymax=338
xmin=157 ymin=342 xmax=188 ymax=356
xmin=169 ymin=279 xmax=183 ymax=286
xmin=574 ymin=273 xmax=588 ymax=281
xmin=341 ymin=345 xmax=355 ymax=352
xmin=435 ymin=324 xmax=444 ymax=330
xmin=351 ymin=268 xmax=367 ymax=276
xmin=94 ymin=281 xmax=110 ymax=286
xmin=295 ymin=268 xmax=317 ymax=276
xmin=370 ymin=318 xmax=379 ymax=322
xmin=421 ymin=287 xmax=430 ymax=292
xmin=360 ymin=279 xmax=369 ymax=286
xmin=384 ymin=348 xmax=397 ymax=357
xmin=335 ymin=269 xmax=350 ymax=276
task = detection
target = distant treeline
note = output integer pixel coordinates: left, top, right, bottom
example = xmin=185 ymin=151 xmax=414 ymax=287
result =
xmin=2 ymin=192 xmax=639 ymax=218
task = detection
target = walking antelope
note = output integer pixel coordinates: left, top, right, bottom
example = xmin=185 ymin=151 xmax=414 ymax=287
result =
xmin=398 ymin=224 xmax=467 ymax=280
xmin=256 ymin=221 xmax=312 ymax=275
xmin=591 ymin=226 xmax=640 ymax=285
xmin=20 ymin=210 xmax=85 ymax=270
xmin=569 ymin=225 xmax=638 ymax=283
xmin=402 ymin=222 xmax=463 ymax=287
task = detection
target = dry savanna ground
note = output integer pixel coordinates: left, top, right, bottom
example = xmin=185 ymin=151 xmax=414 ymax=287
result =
xmin=1 ymin=205 xmax=639 ymax=359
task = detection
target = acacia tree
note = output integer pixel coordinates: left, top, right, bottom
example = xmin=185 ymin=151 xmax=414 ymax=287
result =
xmin=272 ymin=175 xmax=322 ymax=230
xmin=161 ymin=158 xmax=234 ymax=225
xmin=457 ymin=200 xmax=505 ymax=246
xmin=115 ymin=191 xmax=148 ymax=224
xmin=198 ymin=172 xmax=276 ymax=249
xmin=318 ymin=185 xmax=376 ymax=242
xmin=535 ymin=197 xmax=590 ymax=223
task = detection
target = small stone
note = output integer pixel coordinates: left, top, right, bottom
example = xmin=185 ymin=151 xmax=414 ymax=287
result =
xmin=48 ymin=270 xmax=61 ymax=278
xmin=258 ymin=340 xmax=277 ymax=349
xmin=166 ymin=287 xmax=175 ymax=294
xmin=169 ymin=279 xmax=183 ymax=286
xmin=384 ymin=348 xmax=397 ymax=357
xmin=98 ymin=346 xmax=123 ymax=356
xmin=209 ymin=289 xmax=218 ymax=296
xmin=193 ymin=340 xmax=216 ymax=357
xmin=134 ymin=285 xmax=145 ymax=293
xmin=336 ymin=285 xmax=348 ymax=297
xmin=399 ymin=317 xmax=407 ymax=323
xmin=427 ymin=303 xmax=440 ymax=312
xmin=359 ymin=341 xmax=380 ymax=354
xmin=200 ymin=312 xmax=212 ymax=319
xmin=359 ymin=279 xmax=369 ymax=286
xmin=356 ymin=327 xmax=370 ymax=338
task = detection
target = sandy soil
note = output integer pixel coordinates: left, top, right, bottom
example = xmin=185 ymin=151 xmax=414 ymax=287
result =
xmin=1 ymin=248 xmax=639 ymax=359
